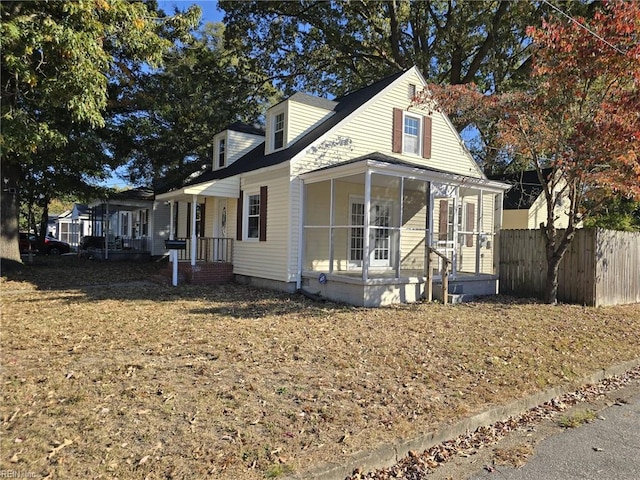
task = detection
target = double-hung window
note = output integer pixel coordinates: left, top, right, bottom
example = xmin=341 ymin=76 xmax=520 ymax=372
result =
xmin=237 ymin=186 xmax=268 ymax=242
xmin=246 ymin=194 xmax=260 ymax=239
xmin=273 ymin=112 xmax=285 ymax=150
xmin=403 ymin=114 xmax=421 ymax=156
xmin=218 ymin=138 xmax=226 ymax=168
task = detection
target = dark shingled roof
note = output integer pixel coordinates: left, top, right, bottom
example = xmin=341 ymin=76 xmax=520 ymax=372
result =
xmin=109 ymin=186 xmax=155 ymax=202
xmin=227 ymin=121 xmax=265 ymax=136
xmin=183 ymin=69 xmax=407 ymax=187
xmin=488 ymin=168 xmax=553 ymax=209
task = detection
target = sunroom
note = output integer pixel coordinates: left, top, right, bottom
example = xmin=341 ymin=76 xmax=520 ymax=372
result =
xmin=299 ymin=155 xmax=510 ymax=306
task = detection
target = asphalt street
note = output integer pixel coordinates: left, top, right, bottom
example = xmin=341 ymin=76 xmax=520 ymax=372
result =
xmin=467 ymin=385 xmax=640 ymax=480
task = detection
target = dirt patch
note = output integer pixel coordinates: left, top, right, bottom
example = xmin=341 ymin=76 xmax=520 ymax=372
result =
xmin=1 ymin=258 xmax=639 ymax=479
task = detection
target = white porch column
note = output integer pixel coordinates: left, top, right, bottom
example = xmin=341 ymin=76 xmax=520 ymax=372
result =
xmin=476 ymin=190 xmax=483 ymax=275
xmin=169 ymin=200 xmax=175 ymax=266
xmin=191 ymin=195 xmax=198 ymax=267
xmin=329 ymin=179 xmax=335 ymax=274
xmin=362 ymin=171 xmax=371 ymax=281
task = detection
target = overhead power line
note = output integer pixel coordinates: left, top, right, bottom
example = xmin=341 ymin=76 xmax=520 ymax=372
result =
xmin=541 ymin=0 xmax=629 ymax=57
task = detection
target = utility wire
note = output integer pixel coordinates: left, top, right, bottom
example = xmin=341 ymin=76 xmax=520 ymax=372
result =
xmin=541 ymin=0 xmax=629 ymax=57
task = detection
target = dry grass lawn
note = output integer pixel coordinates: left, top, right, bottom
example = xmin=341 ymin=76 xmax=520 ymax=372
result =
xmin=1 ymin=256 xmax=639 ymax=479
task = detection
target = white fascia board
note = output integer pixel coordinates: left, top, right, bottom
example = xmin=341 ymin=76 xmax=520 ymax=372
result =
xmin=300 ymin=158 xmax=510 ymax=192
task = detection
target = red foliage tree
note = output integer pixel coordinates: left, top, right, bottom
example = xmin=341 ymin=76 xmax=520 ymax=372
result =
xmin=421 ymin=1 xmax=640 ymax=303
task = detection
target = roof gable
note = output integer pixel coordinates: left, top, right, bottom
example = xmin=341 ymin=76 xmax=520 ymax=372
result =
xmin=184 ymin=69 xmax=408 ymax=185
xmin=488 ymin=168 xmax=553 ymax=209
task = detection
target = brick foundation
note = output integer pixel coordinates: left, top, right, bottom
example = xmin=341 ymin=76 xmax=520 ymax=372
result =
xmin=159 ymin=262 xmax=234 ymax=285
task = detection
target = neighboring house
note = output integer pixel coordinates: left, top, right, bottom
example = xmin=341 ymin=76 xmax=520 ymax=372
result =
xmin=86 ymin=187 xmax=171 ymax=259
xmin=488 ymin=169 xmax=572 ymax=230
xmin=157 ymin=67 xmax=510 ymax=306
xmin=57 ymin=204 xmax=92 ymax=249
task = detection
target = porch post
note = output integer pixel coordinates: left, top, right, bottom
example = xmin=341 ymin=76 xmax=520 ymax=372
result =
xmin=169 ymin=200 xmax=178 ymax=286
xmin=362 ymin=170 xmax=371 ymax=281
xmin=476 ymin=190 xmax=483 ymax=275
xmin=329 ymin=179 xmax=335 ymax=274
xmin=396 ymin=177 xmax=404 ymax=278
xmin=191 ymin=195 xmax=197 ymax=267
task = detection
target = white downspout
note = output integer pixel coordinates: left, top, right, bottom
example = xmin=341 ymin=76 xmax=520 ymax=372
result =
xmin=296 ymin=179 xmax=304 ymax=290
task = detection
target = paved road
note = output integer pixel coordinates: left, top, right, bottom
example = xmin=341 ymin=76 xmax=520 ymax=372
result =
xmin=427 ymin=379 xmax=640 ymax=480
xmin=470 ymin=387 xmax=640 ymax=479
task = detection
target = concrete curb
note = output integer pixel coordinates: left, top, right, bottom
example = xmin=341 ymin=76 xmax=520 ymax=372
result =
xmin=287 ymin=358 xmax=640 ymax=480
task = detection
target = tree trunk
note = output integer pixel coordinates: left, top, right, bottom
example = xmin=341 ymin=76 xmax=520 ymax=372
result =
xmin=544 ymin=252 xmax=562 ymax=304
xmin=0 ymin=169 xmax=22 ymax=265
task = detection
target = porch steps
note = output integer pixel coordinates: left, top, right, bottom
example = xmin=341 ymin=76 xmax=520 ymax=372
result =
xmin=432 ymin=283 xmax=476 ymax=304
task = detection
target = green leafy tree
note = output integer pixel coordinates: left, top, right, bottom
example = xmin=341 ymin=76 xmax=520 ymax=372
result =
xmin=108 ymin=22 xmax=277 ymax=189
xmin=1 ymin=0 xmax=200 ymax=263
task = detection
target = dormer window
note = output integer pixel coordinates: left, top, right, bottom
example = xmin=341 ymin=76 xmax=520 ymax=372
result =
xmin=273 ymin=112 xmax=285 ymax=150
xmin=218 ymin=138 xmax=226 ymax=168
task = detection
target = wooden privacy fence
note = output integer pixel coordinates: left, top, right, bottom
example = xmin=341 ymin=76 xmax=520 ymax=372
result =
xmin=499 ymin=228 xmax=640 ymax=306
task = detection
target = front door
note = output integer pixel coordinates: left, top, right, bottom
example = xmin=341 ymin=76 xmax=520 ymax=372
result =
xmin=349 ymin=199 xmax=392 ymax=268
xmin=214 ymin=199 xmax=227 ymax=261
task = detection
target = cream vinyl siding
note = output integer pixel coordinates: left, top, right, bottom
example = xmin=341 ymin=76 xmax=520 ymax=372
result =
xmin=503 ymin=210 xmax=529 ymax=229
xmin=292 ymin=68 xmax=483 ymax=178
xmin=227 ymin=130 xmax=264 ymax=165
xmin=287 ymin=101 xmax=335 ymax=146
xmin=233 ymin=165 xmax=292 ymax=282
xmin=481 ymin=193 xmax=496 ymax=274
xmin=203 ymin=197 xmax=215 ymax=236
xmin=400 ymin=187 xmax=428 ymax=272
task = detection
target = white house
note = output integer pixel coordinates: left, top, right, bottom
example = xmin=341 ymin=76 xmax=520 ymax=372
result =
xmin=86 ymin=187 xmax=171 ymax=259
xmin=157 ymin=67 xmax=510 ymax=306
xmin=57 ymin=204 xmax=92 ymax=249
xmin=488 ymin=169 xmax=573 ymax=230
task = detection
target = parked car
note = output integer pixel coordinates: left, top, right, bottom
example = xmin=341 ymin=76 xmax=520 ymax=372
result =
xmin=43 ymin=234 xmax=71 ymax=255
xmin=19 ymin=232 xmax=38 ymax=253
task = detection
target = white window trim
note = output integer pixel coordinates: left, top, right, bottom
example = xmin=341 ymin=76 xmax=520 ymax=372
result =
xmin=402 ymin=111 xmax=422 ymax=157
xmin=243 ymin=190 xmax=260 ymax=241
xmin=217 ymin=137 xmax=226 ymax=169
xmin=214 ymin=133 xmax=227 ymax=170
xmin=270 ymin=108 xmax=286 ymax=152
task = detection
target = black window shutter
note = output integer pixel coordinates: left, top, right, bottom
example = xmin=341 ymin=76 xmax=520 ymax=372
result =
xmin=259 ymin=186 xmax=268 ymax=242
xmin=186 ymin=203 xmax=191 ymax=237
xmin=199 ymin=203 xmax=206 ymax=237
xmin=236 ymin=191 xmax=243 ymax=241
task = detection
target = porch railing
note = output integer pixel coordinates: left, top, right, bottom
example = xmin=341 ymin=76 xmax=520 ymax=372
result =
xmin=176 ymin=237 xmax=233 ymax=263
xmin=426 ymin=246 xmax=452 ymax=305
